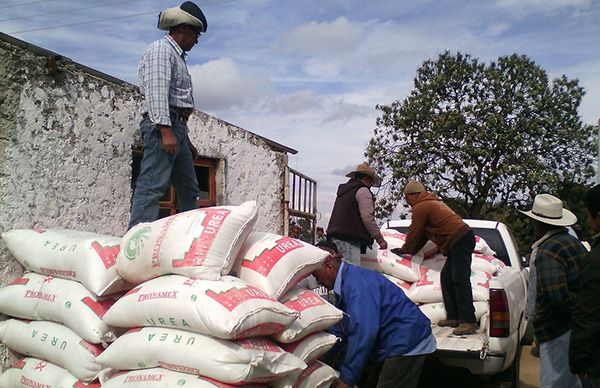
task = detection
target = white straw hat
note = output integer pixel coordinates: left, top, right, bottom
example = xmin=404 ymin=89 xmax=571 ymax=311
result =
xmin=520 ymin=194 xmax=577 ymax=226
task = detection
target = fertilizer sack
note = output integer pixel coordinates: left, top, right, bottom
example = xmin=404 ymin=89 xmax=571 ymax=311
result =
xmin=0 ymin=319 xmax=104 ymax=382
xmin=0 ymin=272 xmax=117 ymax=344
xmin=271 ymin=360 xmax=339 ymax=388
xmin=279 ymin=332 xmax=339 ymax=363
xmin=272 ymin=286 xmax=343 ymax=343
xmin=104 ymin=275 xmax=298 ymax=339
xmin=97 ymin=327 xmax=306 ymax=384
xmin=234 ymin=232 xmax=328 ymax=299
xmin=0 ymin=357 xmax=100 ymax=388
xmin=117 ymin=201 xmax=257 ymax=284
xmin=1 ymin=228 xmax=127 ymax=296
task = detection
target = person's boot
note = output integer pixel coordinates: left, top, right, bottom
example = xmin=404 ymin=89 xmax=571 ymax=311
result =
xmin=452 ymin=322 xmax=479 ymax=335
xmin=437 ymin=319 xmax=459 ymax=327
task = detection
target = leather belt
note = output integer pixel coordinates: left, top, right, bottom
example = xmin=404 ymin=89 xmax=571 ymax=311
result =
xmin=142 ymin=107 xmax=193 ymax=123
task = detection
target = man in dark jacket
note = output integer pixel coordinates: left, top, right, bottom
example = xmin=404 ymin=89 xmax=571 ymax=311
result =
xmin=327 ymin=163 xmax=387 ymax=264
xmin=313 ymin=241 xmax=435 ymax=388
xmin=570 ymin=184 xmax=600 ymax=387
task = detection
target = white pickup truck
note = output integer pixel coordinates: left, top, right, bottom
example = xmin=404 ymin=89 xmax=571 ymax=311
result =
xmin=384 ymin=219 xmax=531 ymax=388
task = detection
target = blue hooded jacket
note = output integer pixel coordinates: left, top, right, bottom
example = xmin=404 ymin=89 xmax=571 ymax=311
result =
xmin=329 ymin=263 xmax=434 ymax=385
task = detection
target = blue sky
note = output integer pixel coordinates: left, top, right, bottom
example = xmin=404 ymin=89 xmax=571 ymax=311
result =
xmin=2 ymin=0 xmax=599 ymax=226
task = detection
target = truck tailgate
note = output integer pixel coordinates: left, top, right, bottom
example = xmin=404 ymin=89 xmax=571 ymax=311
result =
xmin=434 ymin=323 xmax=487 ymax=355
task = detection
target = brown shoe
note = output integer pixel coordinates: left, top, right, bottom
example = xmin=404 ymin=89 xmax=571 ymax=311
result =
xmin=437 ymin=319 xmax=459 ymax=327
xmin=452 ymin=323 xmax=479 ymax=335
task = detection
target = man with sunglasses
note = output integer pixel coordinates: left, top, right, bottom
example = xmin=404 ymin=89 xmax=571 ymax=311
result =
xmin=128 ymin=2 xmax=207 ymax=229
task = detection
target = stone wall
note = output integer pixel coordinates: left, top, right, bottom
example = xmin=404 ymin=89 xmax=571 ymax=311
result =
xmin=0 ymin=35 xmax=288 ymax=370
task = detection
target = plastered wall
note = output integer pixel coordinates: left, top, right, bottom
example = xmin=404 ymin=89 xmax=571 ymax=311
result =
xmin=0 ymin=36 xmax=288 ymax=370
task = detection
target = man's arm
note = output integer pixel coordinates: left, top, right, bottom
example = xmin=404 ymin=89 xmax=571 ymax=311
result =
xmin=535 ymin=247 xmax=574 ymax=307
xmin=397 ymin=204 xmax=428 ymax=254
xmin=355 ymin=188 xmax=387 ymax=249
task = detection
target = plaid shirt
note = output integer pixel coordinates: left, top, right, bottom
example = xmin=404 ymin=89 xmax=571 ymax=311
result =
xmin=533 ymin=228 xmax=587 ymax=343
xmin=139 ymin=34 xmax=194 ymax=126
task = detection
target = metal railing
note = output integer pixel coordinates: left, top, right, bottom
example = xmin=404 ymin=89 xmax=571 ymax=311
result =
xmin=284 ymin=166 xmax=318 ymax=243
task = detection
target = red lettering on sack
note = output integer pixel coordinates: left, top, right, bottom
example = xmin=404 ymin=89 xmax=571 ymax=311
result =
xmin=294 ymin=361 xmax=322 ymax=388
xmin=79 ymin=340 xmax=103 ymax=357
xmin=172 ymin=209 xmax=232 ymax=268
xmin=476 ymin=272 xmax=492 ymax=289
xmin=137 ymin=291 xmax=179 ymax=302
xmin=152 ymin=216 xmax=176 ymax=268
xmin=91 ymin=241 xmax=120 ymax=269
xmin=237 ymin=338 xmax=281 ymax=352
xmin=415 ymin=267 xmax=434 ymax=287
xmin=381 ymin=231 xmax=406 ymax=240
xmin=158 ymin=361 xmax=200 ymax=375
xmin=242 ymin=237 xmax=304 ymax=276
xmin=13 ymin=359 xmax=27 ymax=369
xmin=206 ymin=286 xmax=275 ymax=311
xmin=283 ymin=290 xmax=325 ymax=312
xmin=39 ymin=267 xmax=76 ymax=278
xmin=10 ymin=277 xmax=30 ymax=286
xmin=33 ymin=360 xmax=47 ymax=371
xmin=235 ymin=322 xmax=288 ymax=339
xmin=123 ymin=374 xmax=165 ymax=382
xmin=20 ymin=376 xmax=50 ymax=388
xmin=24 ymin=290 xmax=57 ymax=302
xmin=82 ymin=296 xmax=115 ymax=319
xmin=474 ymin=254 xmax=495 ymax=263
xmin=395 ymin=254 xmax=415 ymax=269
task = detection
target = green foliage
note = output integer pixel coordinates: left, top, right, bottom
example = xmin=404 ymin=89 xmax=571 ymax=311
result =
xmin=367 ymin=51 xmax=597 ymax=239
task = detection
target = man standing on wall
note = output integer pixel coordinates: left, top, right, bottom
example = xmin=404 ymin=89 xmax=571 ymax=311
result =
xmin=128 ymin=2 xmax=207 ymax=229
xmin=326 ymin=163 xmax=388 ymax=264
xmin=521 ymin=194 xmax=586 ymax=388
xmin=392 ymin=180 xmax=478 ymax=335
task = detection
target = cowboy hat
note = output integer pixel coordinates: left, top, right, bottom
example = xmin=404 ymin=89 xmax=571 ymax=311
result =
xmin=520 ymin=194 xmax=577 ymax=226
xmin=158 ymin=1 xmax=207 ymax=33
xmin=346 ymin=163 xmax=381 ymax=187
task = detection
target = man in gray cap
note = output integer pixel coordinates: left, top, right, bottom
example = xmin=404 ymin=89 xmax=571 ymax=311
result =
xmin=392 ymin=180 xmax=478 ymax=335
xmin=128 ymin=2 xmax=208 ymax=229
xmin=521 ymin=194 xmax=586 ymax=388
xmin=327 ymin=162 xmax=388 ymax=264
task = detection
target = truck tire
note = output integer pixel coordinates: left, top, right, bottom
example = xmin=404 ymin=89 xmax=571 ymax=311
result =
xmin=521 ymin=321 xmax=535 ymax=346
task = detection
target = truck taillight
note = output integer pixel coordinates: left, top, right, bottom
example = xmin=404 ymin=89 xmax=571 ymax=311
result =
xmin=489 ymin=288 xmax=510 ymax=337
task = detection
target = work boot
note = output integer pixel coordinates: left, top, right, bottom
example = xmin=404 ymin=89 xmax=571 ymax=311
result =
xmin=437 ymin=319 xmax=459 ymax=327
xmin=452 ymin=323 xmax=479 ymax=335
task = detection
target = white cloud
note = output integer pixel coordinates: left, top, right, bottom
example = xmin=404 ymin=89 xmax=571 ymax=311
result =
xmin=189 ymin=57 xmax=272 ymax=111
xmin=281 ymin=17 xmax=364 ymax=57
xmin=496 ymin=0 xmax=593 ymax=14
xmin=485 ymin=22 xmax=512 ymax=37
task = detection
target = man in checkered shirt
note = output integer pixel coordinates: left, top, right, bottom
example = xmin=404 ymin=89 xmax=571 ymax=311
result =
xmin=128 ymin=2 xmax=207 ymax=229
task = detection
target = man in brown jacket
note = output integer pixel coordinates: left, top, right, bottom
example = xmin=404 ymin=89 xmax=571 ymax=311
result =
xmin=392 ymin=180 xmax=478 ymax=335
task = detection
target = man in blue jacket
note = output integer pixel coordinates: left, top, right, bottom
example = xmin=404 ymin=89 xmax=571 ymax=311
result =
xmin=313 ymin=241 xmax=436 ymax=388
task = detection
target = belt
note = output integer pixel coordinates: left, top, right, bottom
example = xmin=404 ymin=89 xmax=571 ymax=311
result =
xmin=142 ymin=107 xmax=193 ymax=123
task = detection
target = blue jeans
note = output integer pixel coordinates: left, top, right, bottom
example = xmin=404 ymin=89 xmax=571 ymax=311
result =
xmin=540 ymin=330 xmax=582 ymax=388
xmin=128 ymin=117 xmax=200 ymax=229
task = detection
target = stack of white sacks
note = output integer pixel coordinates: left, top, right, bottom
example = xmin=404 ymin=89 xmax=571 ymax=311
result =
xmin=361 ymin=229 xmax=507 ymax=324
xmin=0 ymin=228 xmax=130 ymax=386
xmin=0 ymin=201 xmax=342 ymax=388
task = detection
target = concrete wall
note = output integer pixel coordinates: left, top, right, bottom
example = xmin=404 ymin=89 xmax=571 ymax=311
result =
xmin=0 ymin=36 xmax=288 ymax=369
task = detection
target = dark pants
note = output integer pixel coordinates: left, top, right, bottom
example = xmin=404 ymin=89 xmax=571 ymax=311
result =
xmin=441 ymin=230 xmax=476 ymax=323
xmin=360 ymin=354 xmax=428 ymax=388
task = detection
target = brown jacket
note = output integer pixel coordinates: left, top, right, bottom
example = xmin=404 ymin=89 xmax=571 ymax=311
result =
xmin=402 ymin=191 xmax=470 ymax=255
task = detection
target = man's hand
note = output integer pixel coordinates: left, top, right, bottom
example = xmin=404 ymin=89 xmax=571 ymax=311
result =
xmin=378 ymin=239 xmax=388 ymax=250
xmin=158 ymin=125 xmax=179 ymax=154
xmin=188 ymin=136 xmax=199 ymax=160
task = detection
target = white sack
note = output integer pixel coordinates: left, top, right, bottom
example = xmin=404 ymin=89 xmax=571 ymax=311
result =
xmin=382 ymin=274 xmax=413 ymax=295
xmin=474 ymin=235 xmax=496 ymax=256
xmin=271 ymin=360 xmax=338 ymax=388
xmin=419 ymin=301 xmax=488 ymax=324
xmin=118 ymin=201 xmax=257 ymax=284
xmin=360 ymin=230 xmax=423 ymax=282
xmin=279 ymin=332 xmax=338 ymax=363
xmin=101 ymin=367 xmax=267 ymax=388
xmin=1 ymin=228 xmax=127 ymax=296
xmin=272 ymin=286 xmax=342 ymax=343
xmin=234 ymin=232 xmax=328 ymax=299
xmin=0 ymin=357 xmax=100 ymax=388
xmin=0 ymin=319 xmax=104 ymax=382
xmin=409 ymin=267 xmax=493 ymax=304
xmin=97 ymin=327 xmax=306 ymax=384
xmin=0 ymin=272 xmax=117 ymax=344
xmin=104 ymin=275 xmax=298 ymax=339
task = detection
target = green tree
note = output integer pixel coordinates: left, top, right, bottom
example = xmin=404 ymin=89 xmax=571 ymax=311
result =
xmin=367 ymin=51 xmax=596 ymax=224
